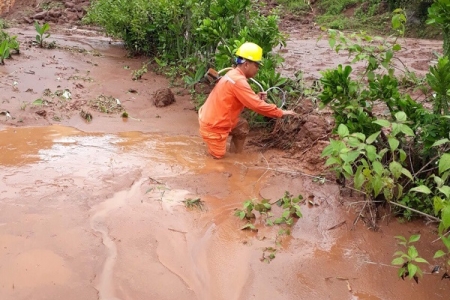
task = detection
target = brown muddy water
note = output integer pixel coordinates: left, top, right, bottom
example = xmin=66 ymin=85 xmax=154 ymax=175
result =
xmin=0 ymin=25 xmax=449 ymax=299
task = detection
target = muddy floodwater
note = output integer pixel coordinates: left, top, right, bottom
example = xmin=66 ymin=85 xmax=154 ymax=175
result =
xmin=0 ymin=24 xmax=449 ymax=299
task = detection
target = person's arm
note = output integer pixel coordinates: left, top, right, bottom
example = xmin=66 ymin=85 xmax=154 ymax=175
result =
xmin=233 ymin=80 xmax=284 ymax=118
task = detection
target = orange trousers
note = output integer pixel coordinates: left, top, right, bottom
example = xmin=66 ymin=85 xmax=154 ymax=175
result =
xmin=199 ymin=119 xmax=249 ymax=158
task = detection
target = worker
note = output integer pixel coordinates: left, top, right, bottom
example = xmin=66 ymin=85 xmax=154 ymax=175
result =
xmin=198 ymin=42 xmax=296 ymax=159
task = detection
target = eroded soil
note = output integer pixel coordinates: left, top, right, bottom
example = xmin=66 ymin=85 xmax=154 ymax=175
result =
xmin=1 ymin=4 xmax=449 ymax=300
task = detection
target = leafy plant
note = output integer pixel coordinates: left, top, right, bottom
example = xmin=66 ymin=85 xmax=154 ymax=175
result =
xmin=0 ymin=39 xmax=10 ymax=64
xmin=426 ymin=0 xmax=450 ymax=57
xmin=34 ymin=21 xmax=50 ymax=48
xmin=235 ymin=200 xmax=257 ymax=220
xmin=182 ymin=198 xmax=204 ymax=210
xmin=426 ymin=56 xmax=450 ymax=115
xmin=319 ymin=11 xmax=450 ymax=221
xmin=392 ymin=234 xmax=429 ymax=283
xmin=269 ymin=191 xmax=303 ymax=226
xmin=132 ymin=63 xmax=148 ymax=81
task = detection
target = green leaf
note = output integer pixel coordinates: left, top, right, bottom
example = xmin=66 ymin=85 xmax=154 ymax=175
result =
xmin=438 ymin=186 xmax=450 ymax=198
xmin=337 ymin=124 xmax=349 ymax=137
xmin=434 ymin=250 xmax=446 ymax=258
xmin=439 ymin=153 xmax=450 ymax=175
xmin=410 ymin=185 xmax=431 ymax=194
xmin=400 ymin=124 xmax=414 ymax=136
xmin=325 ymin=157 xmax=340 ymax=166
xmin=393 ymin=44 xmax=401 ymax=51
xmin=442 ymin=206 xmax=450 ymax=231
xmin=408 ymin=246 xmax=418 ymax=259
xmin=366 ymin=131 xmax=381 ymax=144
xmin=343 ymin=163 xmax=353 ymax=176
xmin=395 ymin=235 xmax=407 ymax=243
xmin=432 ymin=138 xmax=450 ymax=147
xmin=388 ymin=137 xmax=400 ymax=151
xmin=395 ymin=111 xmax=407 ymax=122
xmin=389 ymin=161 xmax=402 ymax=179
xmin=414 ymin=257 xmax=428 ymax=264
xmin=442 ymin=236 xmax=450 ymax=251
xmin=401 ymin=168 xmax=413 ymax=180
xmin=391 ymin=257 xmax=405 ymax=265
xmin=365 ymin=145 xmax=377 ymax=161
xmin=398 ymin=149 xmax=407 ymax=162
xmin=372 ymin=161 xmax=384 ymax=176
xmin=409 ymin=234 xmax=420 ymax=243
xmin=407 ymin=263 xmax=418 ymax=278
xmin=372 ymin=175 xmax=383 ymax=197
xmin=329 ymin=38 xmax=336 ymax=49
xmin=354 ymin=166 xmax=365 ymax=190
xmin=373 ymin=119 xmax=391 ymax=128
xmin=434 ymin=197 xmax=445 ymax=215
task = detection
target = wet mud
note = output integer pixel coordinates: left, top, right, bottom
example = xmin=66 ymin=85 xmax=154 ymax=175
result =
xmin=0 ymin=23 xmax=449 ymax=300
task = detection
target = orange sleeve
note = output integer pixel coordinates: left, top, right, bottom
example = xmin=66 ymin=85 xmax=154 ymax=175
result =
xmin=233 ymin=79 xmax=283 ymax=118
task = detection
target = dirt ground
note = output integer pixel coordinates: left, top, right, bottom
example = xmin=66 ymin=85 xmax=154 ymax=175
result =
xmin=1 ymin=1 xmax=450 ymax=300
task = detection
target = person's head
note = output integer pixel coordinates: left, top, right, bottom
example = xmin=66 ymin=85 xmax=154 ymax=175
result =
xmin=235 ymin=42 xmax=263 ymax=78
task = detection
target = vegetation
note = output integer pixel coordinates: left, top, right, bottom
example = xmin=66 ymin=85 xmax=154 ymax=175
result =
xmin=34 ymin=21 xmax=51 ymax=48
xmin=0 ymin=27 xmax=19 ymax=64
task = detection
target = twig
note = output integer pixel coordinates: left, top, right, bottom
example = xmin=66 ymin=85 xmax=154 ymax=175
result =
xmin=352 ymin=200 xmax=368 ymax=230
xmin=327 ymin=220 xmax=346 ymax=231
xmin=255 ymin=152 xmax=270 ymax=184
xmin=432 ymin=230 xmax=450 ymax=243
xmin=389 ymin=201 xmax=441 ymax=222
xmin=168 ymin=228 xmax=187 ymax=234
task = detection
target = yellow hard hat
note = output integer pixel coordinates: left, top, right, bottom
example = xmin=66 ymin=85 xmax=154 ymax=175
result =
xmin=235 ymin=42 xmax=263 ymax=63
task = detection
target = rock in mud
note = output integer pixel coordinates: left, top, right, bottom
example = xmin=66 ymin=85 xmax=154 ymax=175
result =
xmin=152 ymin=88 xmax=175 ymax=107
xmin=33 ymin=11 xmax=48 ymax=20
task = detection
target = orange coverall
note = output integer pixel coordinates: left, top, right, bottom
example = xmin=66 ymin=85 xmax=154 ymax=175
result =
xmin=198 ymin=68 xmax=283 ymax=158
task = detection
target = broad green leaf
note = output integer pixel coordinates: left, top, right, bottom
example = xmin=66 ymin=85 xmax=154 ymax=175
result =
xmin=345 ymin=150 xmax=360 ymax=163
xmin=395 ymin=235 xmax=407 ymax=243
xmin=434 ymin=250 xmax=446 ymax=259
xmin=343 ymin=163 xmax=353 ymax=176
xmin=354 ymin=166 xmax=365 ymax=190
xmin=373 ymin=119 xmax=390 ymax=128
xmin=438 ymin=186 xmax=450 ymax=198
xmin=393 ymin=44 xmax=401 ymax=51
xmin=398 ymin=149 xmax=407 ymax=162
xmin=388 ymin=137 xmax=400 ymax=151
xmin=400 ymin=124 xmax=414 ymax=136
xmin=442 ymin=206 xmax=450 ymax=230
xmin=325 ymin=157 xmax=340 ymax=166
xmin=379 ymin=148 xmax=389 ymax=159
xmin=397 ymin=183 xmax=403 ymax=200
xmin=441 ymin=235 xmax=450 ymax=251
xmin=337 ymin=124 xmax=349 ymax=137
xmin=351 ymin=132 xmax=366 ymax=141
xmin=347 ymin=137 xmax=362 ymax=147
xmin=414 ymin=257 xmax=428 ymax=264
xmin=365 ymin=145 xmax=377 ymax=161
xmin=410 ymin=185 xmax=431 ymax=194
xmin=409 ymin=234 xmax=420 ymax=243
xmin=434 ymin=196 xmax=445 ymax=215
xmin=439 ymin=153 xmax=450 ymax=175
xmin=401 ymin=168 xmax=413 ymax=180
xmin=372 ymin=161 xmax=384 ymax=176
xmin=407 ymin=263 xmax=418 ymax=278
xmin=366 ymin=131 xmax=381 ymax=144
xmin=372 ymin=175 xmax=383 ymax=197
xmin=329 ymin=38 xmax=336 ymax=49
xmin=391 ymin=257 xmax=405 ymax=265
xmin=389 ymin=161 xmax=402 ymax=179
xmin=321 ymin=144 xmax=334 ymax=157
xmin=432 ymin=138 xmax=450 ymax=147
xmin=395 ymin=111 xmax=407 ymax=122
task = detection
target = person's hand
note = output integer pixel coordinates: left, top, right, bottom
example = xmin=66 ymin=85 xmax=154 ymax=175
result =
xmin=282 ymin=110 xmax=297 ymax=116
xmin=258 ymin=92 xmax=267 ymax=101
